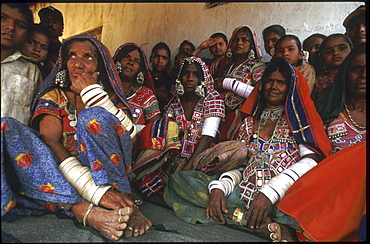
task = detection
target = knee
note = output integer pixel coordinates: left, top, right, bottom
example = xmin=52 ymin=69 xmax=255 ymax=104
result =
xmin=1 ymin=117 xmax=24 ymax=131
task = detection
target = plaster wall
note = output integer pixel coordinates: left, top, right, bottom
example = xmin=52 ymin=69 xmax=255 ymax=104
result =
xmin=32 ymin=2 xmax=364 ymax=64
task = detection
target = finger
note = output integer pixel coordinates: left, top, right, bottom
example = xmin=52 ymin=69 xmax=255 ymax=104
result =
xmin=206 ymin=207 xmax=210 ymax=220
xmin=221 ymin=197 xmax=228 ymax=214
xmin=92 ymin=71 xmax=99 ymax=81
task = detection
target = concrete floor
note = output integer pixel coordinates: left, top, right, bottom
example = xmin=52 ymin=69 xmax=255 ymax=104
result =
xmin=1 ymin=194 xmax=268 ymax=243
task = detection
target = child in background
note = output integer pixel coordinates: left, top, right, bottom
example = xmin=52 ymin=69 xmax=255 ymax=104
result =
xmin=1 ymin=3 xmax=43 ymax=125
xmin=275 ymin=34 xmax=316 ymax=94
xmin=311 ymin=34 xmax=352 ymax=100
xmin=303 ymin=33 xmax=326 ymax=64
xmin=21 ymin=23 xmax=51 ymax=79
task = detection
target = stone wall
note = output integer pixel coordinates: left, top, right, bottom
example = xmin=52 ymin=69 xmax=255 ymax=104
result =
xmin=31 ymin=2 xmax=364 ymax=64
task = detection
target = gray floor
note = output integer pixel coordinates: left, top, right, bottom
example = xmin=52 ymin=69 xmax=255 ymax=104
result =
xmin=1 ymin=194 xmax=268 ymax=243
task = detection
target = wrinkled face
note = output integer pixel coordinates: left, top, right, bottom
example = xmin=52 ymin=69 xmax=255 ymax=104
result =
xmin=304 ymin=36 xmax=324 ymax=59
xmin=119 ymin=49 xmax=141 ymax=81
xmin=1 ymin=4 xmax=28 ymax=49
xmin=209 ymin=37 xmax=227 ymax=57
xmin=40 ymin=14 xmax=63 ymax=38
xmin=275 ymin=38 xmax=303 ymax=66
xmin=347 ymin=52 xmax=366 ymax=98
xmin=231 ymin=29 xmax=251 ymax=57
xmin=346 ymin=15 xmax=366 ymax=46
xmin=66 ymin=41 xmax=98 ymax=83
xmin=180 ymin=44 xmax=193 ymax=54
xmin=321 ymin=37 xmax=351 ymax=70
xmin=21 ymin=32 xmax=50 ymax=63
xmin=151 ymin=48 xmax=170 ymax=72
xmin=263 ymin=70 xmax=289 ymax=108
xmin=181 ymin=63 xmax=201 ymax=94
xmin=263 ymin=31 xmax=281 ymax=56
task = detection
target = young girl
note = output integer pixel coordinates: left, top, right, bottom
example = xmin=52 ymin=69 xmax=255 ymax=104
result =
xmin=275 ymin=35 xmax=316 ymax=94
xmin=311 ymin=34 xmax=352 ymax=100
xmin=20 ymin=23 xmax=51 ymax=79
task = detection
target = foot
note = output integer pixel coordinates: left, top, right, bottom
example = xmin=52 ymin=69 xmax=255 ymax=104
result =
xmin=72 ymin=202 xmax=132 ymax=241
xmin=123 ymin=208 xmax=152 ymax=238
xmin=128 ymin=192 xmax=143 ymax=206
xmin=254 ymin=222 xmax=298 ymax=242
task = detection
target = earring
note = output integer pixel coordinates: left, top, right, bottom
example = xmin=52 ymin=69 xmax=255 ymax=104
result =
xmin=226 ymin=49 xmax=232 ymax=57
xmin=136 ymin=71 xmax=144 ymax=85
xmin=248 ymin=49 xmax=255 ymax=60
xmin=116 ymin=61 xmax=122 ymax=73
xmin=175 ymin=79 xmax=185 ymax=96
xmin=195 ymin=81 xmax=205 ymax=97
xmin=55 ymin=70 xmax=68 ymax=88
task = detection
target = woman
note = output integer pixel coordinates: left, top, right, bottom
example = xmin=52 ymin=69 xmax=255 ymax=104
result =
xmin=113 ymin=43 xmax=161 ymax=133
xmin=215 ymin=25 xmax=266 ymax=141
xmin=1 ymin=35 xmax=151 ymax=240
xmin=163 ymin=57 xmax=331 ymax=239
xmin=133 ymin=57 xmax=227 ymax=196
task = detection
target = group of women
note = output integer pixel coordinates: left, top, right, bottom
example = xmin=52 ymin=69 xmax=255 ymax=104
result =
xmin=1 ymin=22 xmax=366 ymax=242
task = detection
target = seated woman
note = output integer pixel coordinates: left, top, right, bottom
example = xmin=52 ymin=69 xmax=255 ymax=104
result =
xmin=163 ymin=57 xmax=331 ymax=240
xmin=274 ymin=35 xmax=316 ymax=95
xmin=215 ymin=25 xmax=266 ymax=141
xmin=311 ymin=33 xmax=352 ymax=100
xmin=20 ymin=23 xmax=51 ymax=80
xmin=133 ymin=57 xmax=228 ymax=197
xmin=1 ymin=35 xmax=152 ymax=240
xmin=264 ymin=43 xmax=366 ymax=242
xmin=113 ymin=43 xmax=161 ymax=133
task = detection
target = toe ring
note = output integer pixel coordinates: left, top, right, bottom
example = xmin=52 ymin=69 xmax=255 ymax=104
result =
xmin=127 ymin=226 xmax=133 ymax=231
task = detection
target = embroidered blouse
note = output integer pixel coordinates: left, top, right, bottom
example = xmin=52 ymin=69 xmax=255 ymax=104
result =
xmin=165 ymin=90 xmax=225 ymax=157
xmin=127 ymin=86 xmax=161 ymax=125
xmin=325 ymin=112 xmax=366 ymax=153
xmin=312 ymin=74 xmax=335 ymax=100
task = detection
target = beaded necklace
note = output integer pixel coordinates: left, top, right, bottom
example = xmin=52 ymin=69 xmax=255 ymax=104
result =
xmin=66 ymin=92 xmax=78 ymax=140
xmin=249 ymin=106 xmax=284 ymax=187
xmin=344 ymin=104 xmax=366 ymax=130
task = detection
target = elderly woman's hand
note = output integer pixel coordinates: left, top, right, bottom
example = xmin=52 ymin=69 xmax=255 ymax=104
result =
xmin=244 ymin=192 xmax=272 ymax=229
xmin=99 ymin=188 xmax=135 ymax=211
xmin=206 ymin=188 xmax=228 ymax=223
xmin=70 ymin=71 xmax=100 ymax=94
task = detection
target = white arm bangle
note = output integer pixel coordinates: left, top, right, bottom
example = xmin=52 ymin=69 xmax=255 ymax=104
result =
xmin=299 ymin=144 xmax=315 ymax=157
xmin=81 ymin=84 xmax=103 ymax=97
xmin=223 ymin=78 xmax=235 ymax=90
xmin=233 ymin=82 xmax=254 ymax=98
xmin=208 ymin=180 xmax=227 ymax=196
xmin=202 ymin=116 xmax=221 ymax=137
xmin=260 ymin=157 xmax=318 ymax=204
xmin=59 ymin=156 xmax=111 ymax=206
xmin=219 ymin=169 xmax=242 ymax=196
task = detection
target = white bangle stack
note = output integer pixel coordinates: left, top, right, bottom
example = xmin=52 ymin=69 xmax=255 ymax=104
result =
xmin=80 ymin=84 xmax=137 ymax=138
xmin=222 ymin=78 xmax=254 ymax=98
xmin=260 ymin=157 xmax=317 ymax=204
xmin=59 ymin=156 xmax=112 ymax=206
xmin=201 ymin=117 xmax=221 ymax=138
xmin=208 ymin=170 xmax=242 ymax=196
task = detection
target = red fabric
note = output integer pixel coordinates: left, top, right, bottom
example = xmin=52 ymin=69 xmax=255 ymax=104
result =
xmin=278 ymin=141 xmax=366 ymax=242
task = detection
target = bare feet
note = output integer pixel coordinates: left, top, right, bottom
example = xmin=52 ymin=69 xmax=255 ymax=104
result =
xmin=254 ymin=221 xmax=298 ymax=242
xmin=72 ymin=202 xmax=132 ymax=241
xmin=123 ymin=208 xmax=152 ymax=238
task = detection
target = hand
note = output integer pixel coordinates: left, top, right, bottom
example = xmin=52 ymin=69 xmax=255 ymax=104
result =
xmin=215 ymin=77 xmax=224 ymax=90
xmin=210 ymin=57 xmax=222 ymax=75
xmin=244 ymin=192 xmax=272 ymax=229
xmin=99 ymin=188 xmax=134 ymax=211
xmin=200 ymin=38 xmax=219 ymax=49
xmin=206 ymin=188 xmax=228 ymax=223
xmin=70 ymin=71 xmax=99 ymax=94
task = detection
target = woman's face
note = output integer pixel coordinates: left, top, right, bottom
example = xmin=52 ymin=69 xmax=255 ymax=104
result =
xmin=263 ymin=70 xmax=289 ymax=108
xmin=321 ymin=37 xmax=351 ymax=70
xmin=66 ymin=41 xmax=98 ymax=84
xmin=181 ymin=63 xmax=201 ymax=94
xmin=151 ymin=48 xmax=170 ymax=72
xmin=21 ymin=32 xmax=50 ymax=63
xmin=347 ymin=52 xmax=366 ymax=98
xmin=119 ymin=49 xmax=141 ymax=81
xmin=275 ymin=38 xmax=303 ymax=66
xmin=230 ymin=29 xmax=251 ymax=57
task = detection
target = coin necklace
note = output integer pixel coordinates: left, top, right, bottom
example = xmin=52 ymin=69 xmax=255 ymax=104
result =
xmin=67 ymin=93 xmax=78 ymax=140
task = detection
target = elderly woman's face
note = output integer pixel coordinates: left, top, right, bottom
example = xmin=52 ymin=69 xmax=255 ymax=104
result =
xmin=66 ymin=41 xmax=98 ymax=83
xmin=347 ymin=52 xmax=366 ymax=97
xmin=263 ymin=70 xmax=289 ymax=108
xmin=231 ymin=29 xmax=251 ymax=57
xmin=119 ymin=49 xmax=141 ymax=81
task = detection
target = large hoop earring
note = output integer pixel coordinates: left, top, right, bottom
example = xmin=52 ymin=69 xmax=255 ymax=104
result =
xmin=115 ymin=61 xmax=122 ymax=73
xmin=175 ymin=79 xmax=185 ymax=96
xmin=136 ymin=71 xmax=144 ymax=85
xmin=55 ymin=70 xmax=68 ymax=88
xmin=195 ymin=81 xmax=205 ymax=97
xmin=248 ymin=49 xmax=255 ymax=60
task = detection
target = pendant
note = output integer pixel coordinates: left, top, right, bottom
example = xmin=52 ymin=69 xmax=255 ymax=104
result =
xmin=74 ymin=134 xmax=77 ymax=140
xmin=68 ymin=114 xmax=75 ymax=120
xmin=267 ymin=148 xmax=274 ymax=154
xmin=70 ymin=120 xmax=77 ymax=127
